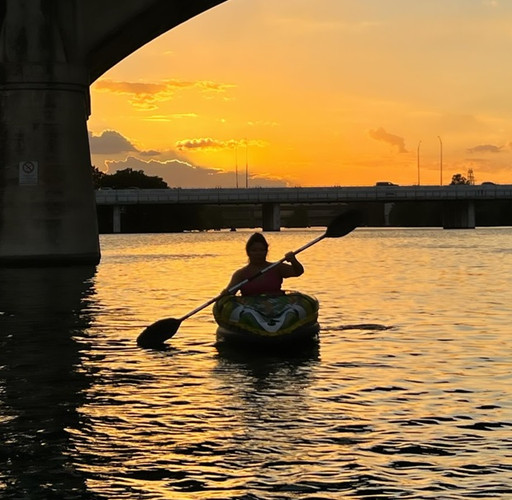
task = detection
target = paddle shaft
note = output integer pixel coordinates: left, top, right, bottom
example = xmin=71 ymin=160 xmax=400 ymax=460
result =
xmin=179 ymin=233 xmax=326 ymax=322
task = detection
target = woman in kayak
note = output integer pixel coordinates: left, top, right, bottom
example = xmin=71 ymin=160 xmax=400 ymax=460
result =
xmin=224 ymin=232 xmax=304 ymax=296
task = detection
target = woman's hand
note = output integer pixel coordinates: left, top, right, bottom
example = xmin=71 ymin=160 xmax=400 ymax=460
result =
xmin=284 ymin=251 xmax=297 ymax=262
xmin=283 ymin=252 xmax=304 ymax=276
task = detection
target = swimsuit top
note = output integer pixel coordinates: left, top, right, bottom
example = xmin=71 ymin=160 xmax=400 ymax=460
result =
xmin=239 ymin=266 xmax=283 ymax=296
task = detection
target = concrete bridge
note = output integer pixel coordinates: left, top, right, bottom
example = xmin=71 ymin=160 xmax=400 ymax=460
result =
xmin=96 ymin=184 xmax=512 ymax=231
xmin=0 ymin=0 xmax=227 ymax=265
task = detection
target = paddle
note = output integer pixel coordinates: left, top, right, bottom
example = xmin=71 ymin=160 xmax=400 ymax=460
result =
xmin=136 ymin=209 xmax=361 ymax=348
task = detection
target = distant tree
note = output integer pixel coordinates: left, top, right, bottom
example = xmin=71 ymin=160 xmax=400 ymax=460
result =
xmin=91 ymin=165 xmax=107 ymax=189
xmin=91 ymin=166 xmax=168 ymax=189
xmin=450 ymin=173 xmax=470 ymax=185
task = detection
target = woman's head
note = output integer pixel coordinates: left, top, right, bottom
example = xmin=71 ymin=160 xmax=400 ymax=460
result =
xmin=245 ymin=232 xmax=269 ymax=263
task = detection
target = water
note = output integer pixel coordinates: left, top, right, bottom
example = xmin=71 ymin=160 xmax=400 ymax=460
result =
xmin=0 ymin=227 xmax=511 ymax=499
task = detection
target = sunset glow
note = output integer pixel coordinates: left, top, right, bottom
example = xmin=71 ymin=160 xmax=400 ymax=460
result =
xmin=88 ymin=0 xmax=512 ymax=188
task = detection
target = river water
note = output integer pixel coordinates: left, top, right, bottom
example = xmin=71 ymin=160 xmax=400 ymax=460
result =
xmin=0 ymin=227 xmax=511 ymax=499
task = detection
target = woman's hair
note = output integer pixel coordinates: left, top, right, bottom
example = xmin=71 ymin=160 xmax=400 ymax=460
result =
xmin=245 ymin=232 xmax=269 ymax=253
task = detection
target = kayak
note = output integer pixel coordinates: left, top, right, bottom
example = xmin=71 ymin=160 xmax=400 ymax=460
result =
xmin=213 ymin=291 xmax=320 ymax=348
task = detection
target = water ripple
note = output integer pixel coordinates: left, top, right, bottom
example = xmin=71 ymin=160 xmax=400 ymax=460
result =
xmin=1 ymin=230 xmax=511 ymax=499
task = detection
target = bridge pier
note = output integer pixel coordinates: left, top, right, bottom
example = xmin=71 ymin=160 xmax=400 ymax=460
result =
xmin=0 ymin=77 xmax=101 ymax=265
xmin=384 ymin=202 xmax=394 ymax=226
xmin=113 ymin=206 xmax=123 ymax=234
xmin=0 ymin=0 xmax=226 ymax=265
xmin=442 ymin=201 xmax=476 ymax=229
xmin=262 ymin=203 xmax=281 ymax=231
xmin=0 ymin=3 xmax=100 ymax=265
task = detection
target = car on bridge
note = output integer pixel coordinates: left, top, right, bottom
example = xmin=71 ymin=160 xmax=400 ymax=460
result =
xmin=375 ymin=181 xmax=398 ymax=186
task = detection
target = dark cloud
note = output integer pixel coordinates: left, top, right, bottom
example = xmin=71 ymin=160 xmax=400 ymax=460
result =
xmin=139 ymin=150 xmax=161 ymax=157
xmin=368 ymin=127 xmax=408 ymax=153
xmin=467 ymin=144 xmax=502 ymax=154
xmin=89 ymin=130 xmax=138 ymax=154
xmin=91 ymin=130 xmax=284 ymax=188
xmin=105 ymin=156 xmax=288 ymax=189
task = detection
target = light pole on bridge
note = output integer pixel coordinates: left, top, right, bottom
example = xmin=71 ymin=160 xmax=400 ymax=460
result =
xmin=245 ymin=139 xmax=249 ymax=188
xmin=235 ymin=146 xmax=239 ymax=188
xmin=417 ymin=140 xmax=422 ymax=185
xmin=438 ymin=135 xmax=443 ymax=186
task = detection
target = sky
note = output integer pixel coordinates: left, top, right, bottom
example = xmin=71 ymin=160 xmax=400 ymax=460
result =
xmin=88 ymin=0 xmax=512 ymax=188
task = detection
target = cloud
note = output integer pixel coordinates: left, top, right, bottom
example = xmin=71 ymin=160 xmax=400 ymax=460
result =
xmin=93 ymin=78 xmax=235 ymax=110
xmin=143 ymin=113 xmax=198 ymax=123
xmin=248 ymin=120 xmax=279 ymax=128
xmin=139 ymin=150 xmax=161 ymax=157
xmin=467 ymin=144 xmax=503 ymax=153
xmin=176 ymin=137 xmax=266 ymax=152
xmin=90 ymin=130 xmax=286 ymax=188
xmin=89 ymin=130 xmax=138 ymax=154
xmin=104 ymin=156 xmax=288 ymax=188
xmin=176 ymin=138 xmax=238 ymax=151
xmin=368 ymin=127 xmax=408 ymax=153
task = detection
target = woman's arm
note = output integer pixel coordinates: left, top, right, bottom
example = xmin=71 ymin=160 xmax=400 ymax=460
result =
xmin=280 ymin=252 xmax=304 ymax=278
xmin=222 ymin=268 xmax=245 ymax=294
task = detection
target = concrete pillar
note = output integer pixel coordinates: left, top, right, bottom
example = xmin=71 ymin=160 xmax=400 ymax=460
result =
xmin=113 ymin=206 xmax=122 ymax=233
xmin=384 ymin=202 xmax=394 ymax=226
xmin=0 ymin=1 xmax=100 ymax=265
xmin=262 ymin=203 xmax=281 ymax=231
xmin=442 ymin=201 xmax=476 ymax=229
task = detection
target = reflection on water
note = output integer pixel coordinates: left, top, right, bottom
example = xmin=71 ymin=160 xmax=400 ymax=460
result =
xmin=1 ymin=229 xmax=511 ymax=499
xmin=0 ymin=266 xmax=98 ymax=499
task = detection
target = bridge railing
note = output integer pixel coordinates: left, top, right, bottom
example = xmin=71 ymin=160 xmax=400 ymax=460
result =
xmin=95 ymin=185 xmax=512 ymax=205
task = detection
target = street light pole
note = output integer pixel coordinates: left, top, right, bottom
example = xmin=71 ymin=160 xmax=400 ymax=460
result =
xmin=235 ymin=146 xmax=239 ymax=188
xmin=438 ymin=135 xmax=443 ymax=185
xmin=245 ymin=139 xmax=249 ymax=188
xmin=417 ymin=140 xmax=422 ymax=185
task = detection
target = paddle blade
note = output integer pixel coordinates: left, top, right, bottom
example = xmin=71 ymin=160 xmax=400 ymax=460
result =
xmin=324 ymin=209 xmax=362 ymax=238
xmin=137 ymin=318 xmax=182 ymax=348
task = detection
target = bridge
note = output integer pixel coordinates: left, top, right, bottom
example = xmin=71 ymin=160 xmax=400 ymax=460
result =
xmin=96 ymin=185 xmax=512 ymax=231
xmin=0 ymin=0 xmax=227 ymax=265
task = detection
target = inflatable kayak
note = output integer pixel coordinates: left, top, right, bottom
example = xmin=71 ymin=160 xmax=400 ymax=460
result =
xmin=213 ymin=291 xmax=320 ymax=347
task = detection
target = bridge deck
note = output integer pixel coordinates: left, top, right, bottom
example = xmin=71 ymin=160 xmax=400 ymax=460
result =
xmin=95 ymin=185 xmax=512 ymax=205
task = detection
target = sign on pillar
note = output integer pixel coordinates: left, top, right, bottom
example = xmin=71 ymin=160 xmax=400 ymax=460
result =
xmin=19 ymin=161 xmax=39 ymax=186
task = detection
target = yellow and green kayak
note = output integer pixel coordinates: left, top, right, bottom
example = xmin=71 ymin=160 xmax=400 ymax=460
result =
xmin=213 ymin=291 xmax=320 ymax=347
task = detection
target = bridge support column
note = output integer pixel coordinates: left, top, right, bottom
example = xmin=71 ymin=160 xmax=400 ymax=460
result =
xmin=442 ymin=201 xmax=476 ymax=229
xmin=384 ymin=202 xmax=394 ymax=226
xmin=113 ymin=206 xmax=122 ymax=234
xmin=0 ymin=3 xmax=100 ymax=265
xmin=262 ymin=203 xmax=281 ymax=231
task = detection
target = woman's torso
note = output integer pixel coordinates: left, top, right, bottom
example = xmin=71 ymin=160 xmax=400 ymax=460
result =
xmin=239 ymin=265 xmax=283 ymax=296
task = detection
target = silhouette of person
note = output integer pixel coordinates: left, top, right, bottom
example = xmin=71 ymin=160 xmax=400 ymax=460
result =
xmin=224 ymin=232 xmax=304 ymax=296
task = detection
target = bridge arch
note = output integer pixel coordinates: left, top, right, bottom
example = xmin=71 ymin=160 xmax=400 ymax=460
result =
xmin=0 ymin=0 xmax=226 ymax=265
xmin=84 ymin=1 xmax=227 ymax=82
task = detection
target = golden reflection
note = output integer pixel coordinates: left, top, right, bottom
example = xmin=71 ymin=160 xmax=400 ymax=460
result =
xmin=35 ymin=228 xmax=512 ymax=499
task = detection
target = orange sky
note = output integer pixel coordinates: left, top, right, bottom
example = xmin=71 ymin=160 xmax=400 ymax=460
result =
xmin=88 ymin=0 xmax=512 ymax=188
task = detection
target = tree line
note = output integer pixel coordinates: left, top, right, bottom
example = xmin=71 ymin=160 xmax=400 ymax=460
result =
xmin=92 ymin=166 xmax=168 ymax=189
